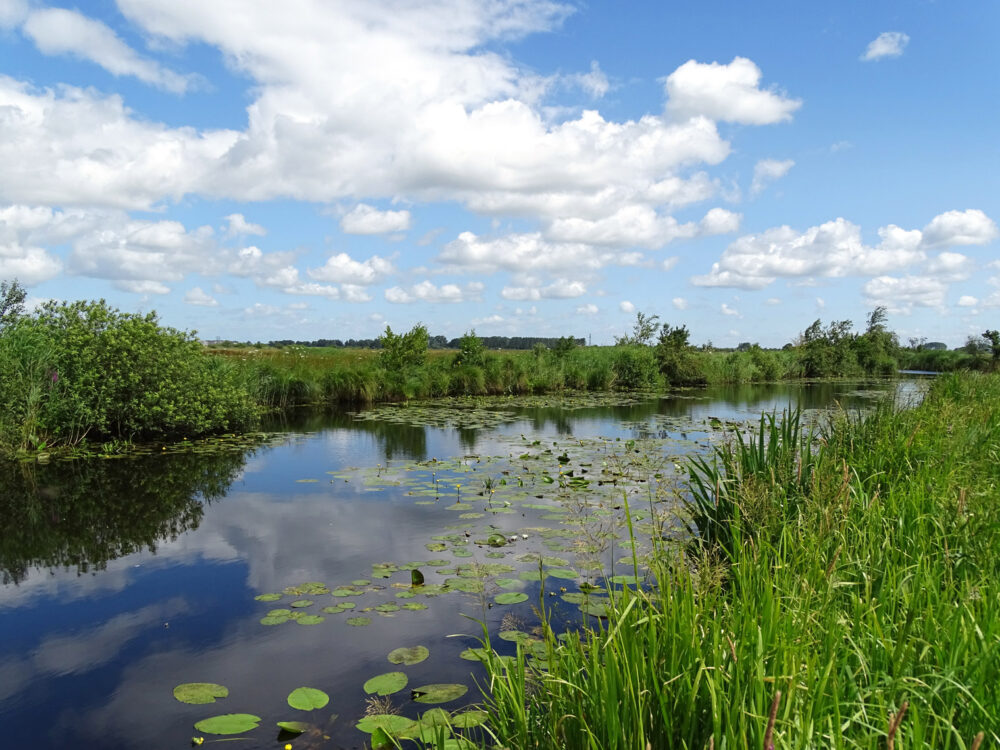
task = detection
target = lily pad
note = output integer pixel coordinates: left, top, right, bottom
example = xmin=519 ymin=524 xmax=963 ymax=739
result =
xmin=290 ymin=599 xmax=313 ymax=608
xmin=459 ymin=647 xmax=491 ymax=661
xmin=287 ymin=687 xmax=330 ymax=711
xmin=173 ymin=683 xmax=229 ymax=705
xmin=364 ymin=671 xmax=408 ymax=696
xmin=347 ymin=616 xmax=372 ymax=626
xmin=544 ymin=568 xmax=578 ymax=579
xmin=387 ymin=645 xmax=429 ymax=665
xmin=276 ymin=721 xmax=311 ymax=734
xmin=401 ymin=602 xmax=428 ymax=610
xmin=495 ymin=592 xmax=529 ymax=605
xmin=410 ymin=683 xmax=469 ymax=704
xmin=451 ymin=710 xmax=489 ymax=728
xmin=296 ymin=614 xmax=325 ymax=625
xmin=194 ymin=714 xmax=261 ymax=735
xmin=260 ymin=615 xmax=289 ymax=625
xmin=254 ymin=593 xmax=281 ymax=602
xmin=356 ymin=714 xmax=417 ymax=735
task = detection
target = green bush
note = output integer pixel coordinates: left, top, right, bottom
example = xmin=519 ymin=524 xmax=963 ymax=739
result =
xmin=0 ymin=300 xmax=257 ymax=450
xmin=611 ymin=346 xmax=660 ymax=390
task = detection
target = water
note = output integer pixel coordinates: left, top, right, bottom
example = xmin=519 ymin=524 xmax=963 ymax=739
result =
xmin=0 ymin=381 xmax=916 ymax=749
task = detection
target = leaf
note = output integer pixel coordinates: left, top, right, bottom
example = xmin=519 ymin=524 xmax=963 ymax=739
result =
xmin=410 ymin=683 xmax=468 ymax=704
xmin=347 ymin=616 xmax=372 ymax=626
xmin=193 ymin=714 xmax=261 ymax=735
xmin=260 ymin=615 xmax=289 ymax=625
xmin=363 ymin=671 xmax=408 ymax=696
xmin=411 ymin=568 xmax=425 ymax=586
xmin=296 ymin=614 xmax=324 ymax=625
xmin=387 ymin=645 xmax=429 ymax=665
xmin=254 ymin=593 xmax=281 ymax=602
xmin=544 ymin=568 xmax=578 ymax=579
xmin=356 ymin=714 xmax=417 ymax=735
xmin=173 ymin=683 xmax=229 ymax=705
xmin=287 ymin=687 xmax=330 ymax=711
xmin=494 ymin=592 xmax=529 ymax=605
xmin=276 ymin=721 xmax=311 ymax=734
xmin=451 ymin=710 xmax=488 ymax=728
xmin=371 ymin=727 xmax=393 ymax=749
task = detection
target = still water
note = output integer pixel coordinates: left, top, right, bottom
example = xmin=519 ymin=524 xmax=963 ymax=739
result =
xmin=0 ymin=382 xmax=912 ymax=749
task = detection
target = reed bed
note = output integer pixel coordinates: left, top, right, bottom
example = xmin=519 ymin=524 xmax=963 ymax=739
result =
xmin=480 ymin=372 xmax=1000 ymax=750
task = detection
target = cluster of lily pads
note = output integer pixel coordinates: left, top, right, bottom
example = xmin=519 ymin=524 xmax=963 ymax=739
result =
xmin=174 ymin=644 xmax=486 ymax=748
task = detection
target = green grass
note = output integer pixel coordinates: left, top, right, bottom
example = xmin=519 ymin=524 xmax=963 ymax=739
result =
xmin=479 ymin=372 xmax=1000 ymax=750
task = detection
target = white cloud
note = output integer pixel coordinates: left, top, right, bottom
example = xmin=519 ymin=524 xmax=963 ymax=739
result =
xmin=471 ymin=313 xmax=504 ymax=325
xmin=861 ymin=32 xmax=910 ymax=62
xmin=664 ymin=57 xmax=801 ymax=125
xmin=0 ymin=0 xmax=28 ymax=28
xmin=815 ymin=297 xmax=825 ymax=310
xmin=957 ymin=295 xmax=978 ymax=307
xmin=307 ymin=252 xmax=394 ymax=285
xmin=619 ymin=300 xmax=635 ymax=313
xmin=115 ymin=279 xmax=170 ymax=294
xmin=661 ymin=256 xmax=680 ymax=271
xmin=720 ymin=302 xmax=741 ymax=317
xmin=384 ymin=280 xmax=483 ymax=304
xmin=921 ymin=209 xmax=998 ymax=249
xmin=183 ymin=286 xmax=218 ymax=306
xmin=575 ymin=303 xmax=598 ymax=315
xmin=692 ymin=209 xmax=997 ymax=290
xmin=672 ymin=297 xmax=687 ymax=310
xmin=438 ymin=230 xmax=638 ymax=276
xmin=863 ymin=275 xmax=947 ymax=314
xmin=21 ymin=8 xmax=193 ymax=93
xmin=750 ymin=159 xmax=794 ymax=196
xmin=547 ymin=204 xmax=696 ymax=248
xmin=926 ymin=251 xmax=973 ymax=282
xmin=224 ymin=214 xmax=266 ymax=237
xmin=700 ymin=207 xmax=741 ymax=235
xmin=340 ymin=204 xmax=412 ymax=234
xmin=501 ymin=278 xmax=586 ymax=300
xmin=566 ymin=61 xmax=610 ymax=98
xmin=765 ymin=297 xmax=781 ymax=305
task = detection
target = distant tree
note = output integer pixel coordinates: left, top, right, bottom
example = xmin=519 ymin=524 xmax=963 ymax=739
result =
xmin=615 ymin=311 xmax=660 ymax=346
xmin=984 ymin=329 xmax=1000 ymax=362
xmin=378 ymin=324 xmax=429 ymax=372
xmin=736 ymin=342 xmax=752 ymax=352
xmin=924 ymin=341 xmax=947 ymax=351
xmin=0 ymin=279 xmax=27 ymax=331
xmin=453 ymin=330 xmax=485 ymax=367
xmin=553 ymin=336 xmax=577 ymax=358
xmin=429 ymin=335 xmax=448 ymax=349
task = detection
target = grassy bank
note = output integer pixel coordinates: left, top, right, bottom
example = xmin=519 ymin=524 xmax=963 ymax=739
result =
xmin=479 ymin=372 xmax=1000 ymax=749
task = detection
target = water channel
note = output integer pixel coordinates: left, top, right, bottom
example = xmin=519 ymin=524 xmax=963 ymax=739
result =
xmin=0 ymin=381 xmax=919 ymax=749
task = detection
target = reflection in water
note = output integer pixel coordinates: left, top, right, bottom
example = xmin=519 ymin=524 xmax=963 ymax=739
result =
xmin=266 ymin=408 xmax=429 ymax=460
xmin=0 ymin=448 xmax=250 ymax=585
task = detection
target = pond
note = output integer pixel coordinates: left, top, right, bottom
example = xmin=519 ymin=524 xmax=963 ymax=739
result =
xmin=0 ymin=381 xmax=920 ymax=750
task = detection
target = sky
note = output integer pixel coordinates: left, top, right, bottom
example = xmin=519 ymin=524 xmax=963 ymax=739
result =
xmin=0 ymin=0 xmax=998 ymax=347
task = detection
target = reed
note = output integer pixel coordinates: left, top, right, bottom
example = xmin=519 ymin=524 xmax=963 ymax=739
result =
xmin=480 ymin=372 xmax=1000 ymax=749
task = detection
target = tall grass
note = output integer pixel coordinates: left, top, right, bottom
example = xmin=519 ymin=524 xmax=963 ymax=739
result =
xmin=480 ymin=372 xmax=1000 ymax=749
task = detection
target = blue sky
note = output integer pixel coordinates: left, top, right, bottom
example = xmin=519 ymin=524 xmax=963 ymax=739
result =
xmin=1 ymin=0 xmax=997 ymax=346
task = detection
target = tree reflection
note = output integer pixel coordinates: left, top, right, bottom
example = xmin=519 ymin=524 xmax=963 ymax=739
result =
xmin=0 ymin=448 xmax=250 ymax=584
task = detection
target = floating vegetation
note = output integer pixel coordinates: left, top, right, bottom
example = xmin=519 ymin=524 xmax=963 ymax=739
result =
xmin=194 ymin=714 xmax=261 ymax=735
xmin=347 ymin=616 xmax=372 ymax=626
xmin=494 ymin=592 xmax=529 ymax=605
xmin=287 ymin=687 xmax=330 ymax=710
xmin=363 ymin=672 xmax=408 ymax=696
xmin=387 ymin=645 xmax=430 ymax=665
xmin=410 ymin=683 xmax=469 ymax=704
xmin=173 ymin=683 xmax=229 ymax=705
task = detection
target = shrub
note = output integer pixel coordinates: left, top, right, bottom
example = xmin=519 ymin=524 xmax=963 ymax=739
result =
xmin=611 ymin=346 xmax=660 ymax=390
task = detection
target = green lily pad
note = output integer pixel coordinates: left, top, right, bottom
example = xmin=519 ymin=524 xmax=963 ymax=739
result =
xmin=375 ymin=603 xmax=400 ymax=613
xmin=459 ymin=647 xmax=491 ymax=661
xmin=544 ymin=568 xmax=578 ymax=579
xmin=347 ymin=616 xmax=372 ymax=626
xmin=352 ymin=579 xmax=371 ymax=586
xmin=387 ymin=645 xmax=429 ymax=665
xmin=401 ymin=602 xmax=428 ymax=610
xmin=296 ymin=614 xmax=324 ymax=625
xmin=364 ymin=671 xmax=408 ymax=696
xmin=194 ymin=714 xmax=261 ymax=735
xmin=287 ymin=687 xmax=330 ymax=711
xmin=290 ymin=599 xmax=313 ymax=608
xmin=276 ymin=721 xmax=311 ymax=734
xmin=260 ymin=615 xmax=289 ymax=625
xmin=609 ymin=574 xmax=642 ymax=585
xmin=498 ymin=630 xmax=531 ymax=643
xmin=495 ymin=592 xmax=529 ymax=605
xmin=411 ymin=683 xmax=468 ymax=704
xmin=451 ymin=710 xmax=489 ymax=728
xmin=173 ymin=683 xmax=229 ymax=705
xmin=254 ymin=593 xmax=281 ymax=602
xmin=356 ymin=714 xmax=417 ymax=735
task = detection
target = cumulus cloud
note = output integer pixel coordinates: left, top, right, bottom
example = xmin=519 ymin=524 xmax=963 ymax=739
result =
xmin=225 ymin=214 xmax=266 ymax=237
xmin=384 ymin=280 xmax=483 ymax=303
xmin=700 ymin=207 xmax=741 ymax=235
xmin=20 ymin=8 xmax=194 ymax=93
xmin=692 ymin=209 xmax=997 ymax=290
xmin=957 ymin=295 xmax=978 ymax=307
xmin=672 ymin=297 xmax=687 ymax=310
xmin=340 ymin=204 xmax=412 ymax=234
xmin=863 ymin=275 xmax=947 ymax=314
xmin=861 ymin=32 xmax=910 ymax=62
xmin=720 ymin=303 xmax=741 ymax=317
xmin=619 ymin=300 xmax=635 ymax=313
xmin=183 ymin=287 xmax=218 ymax=306
xmin=575 ymin=303 xmax=599 ymax=315
xmin=926 ymin=251 xmax=973 ymax=282
xmin=750 ymin=159 xmax=794 ymax=196
xmin=307 ymin=252 xmax=394 ymax=285
xmin=502 ymin=279 xmax=586 ymax=300
xmin=921 ymin=209 xmax=998 ymax=249
xmin=664 ymin=57 xmax=801 ymax=125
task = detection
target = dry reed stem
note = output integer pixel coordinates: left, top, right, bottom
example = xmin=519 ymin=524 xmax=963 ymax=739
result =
xmin=971 ymin=732 xmax=984 ymax=750
xmin=763 ymin=690 xmax=781 ymax=750
xmin=886 ymin=700 xmax=909 ymax=750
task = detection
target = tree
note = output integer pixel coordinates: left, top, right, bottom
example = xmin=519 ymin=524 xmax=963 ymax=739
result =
xmin=615 ymin=311 xmax=660 ymax=346
xmin=377 ymin=324 xmax=429 ymax=372
xmin=655 ymin=324 xmax=697 ymax=385
xmin=984 ymin=330 xmax=1000 ymax=363
xmin=0 ymin=279 xmax=27 ymax=331
xmin=453 ymin=329 xmax=485 ymax=367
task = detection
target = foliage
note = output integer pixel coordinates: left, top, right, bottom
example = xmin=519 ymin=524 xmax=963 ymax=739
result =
xmin=984 ymin=329 xmax=1000 ymax=363
xmin=482 ymin=372 xmax=1000 ymax=749
xmin=615 ymin=311 xmax=660 ymax=346
xmin=453 ymin=330 xmax=485 ymax=367
xmin=610 ymin=345 xmax=659 ymax=389
xmin=0 ymin=278 xmax=26 ymax=331
xmin=0 ymin=299 xmax=257 ymax=450
xmin=377 ymin=323 xmax=429 ymax=373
